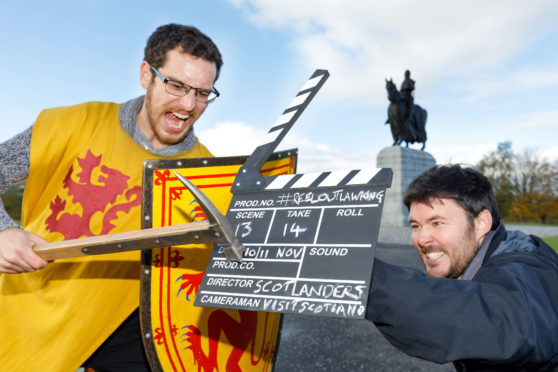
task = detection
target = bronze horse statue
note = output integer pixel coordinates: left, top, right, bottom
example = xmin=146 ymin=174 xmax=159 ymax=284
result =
xmin=385 ymin=78 xmax=427 ymax=150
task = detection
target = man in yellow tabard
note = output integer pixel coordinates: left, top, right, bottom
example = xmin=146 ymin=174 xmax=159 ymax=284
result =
xmin=0 ymin=24 xmax=221 ymax=371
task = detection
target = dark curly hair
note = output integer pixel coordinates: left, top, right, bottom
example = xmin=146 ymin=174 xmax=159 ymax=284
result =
xmin=144 ymin=24 xmax=223 ymax=81
xmin=403 ymin=164 xmax=500 ymax=230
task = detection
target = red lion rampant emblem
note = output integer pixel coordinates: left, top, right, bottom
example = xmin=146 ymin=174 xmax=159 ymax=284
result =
xmin=184 ymin=310 xmax=272 ymax=372
xmin=45 ymin=150 xmax=142 ymax=239
xmin=175 ymin=274 xmax=272 ymax=371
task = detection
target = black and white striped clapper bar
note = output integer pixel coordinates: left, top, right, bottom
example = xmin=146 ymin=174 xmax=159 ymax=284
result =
xmin=232 ymin=69 xmax=330 ymax=192
xmin=194 ymin=69 xmax=393 ymax=319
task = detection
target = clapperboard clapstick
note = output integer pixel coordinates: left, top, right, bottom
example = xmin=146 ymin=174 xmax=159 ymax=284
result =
xmin=232 ymin=69 xmax=329 ymax=192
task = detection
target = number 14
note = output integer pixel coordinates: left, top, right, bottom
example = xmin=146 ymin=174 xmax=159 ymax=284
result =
xmin=283 ymin=223 xmax=307 ymax=238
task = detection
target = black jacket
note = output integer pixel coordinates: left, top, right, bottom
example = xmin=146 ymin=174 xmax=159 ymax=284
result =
xmin=366 ymin=224 xmax=558 ymax=371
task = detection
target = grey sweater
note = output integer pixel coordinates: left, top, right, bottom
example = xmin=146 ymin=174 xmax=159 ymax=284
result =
xmin=0 ymin=96 xmax=198 ymax=231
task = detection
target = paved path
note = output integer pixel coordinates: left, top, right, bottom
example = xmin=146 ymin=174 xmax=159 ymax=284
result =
xmin=378 ymin=224 xmax=558 ymax=245
xmin=506 ymin=224 xmax=558 ymax=238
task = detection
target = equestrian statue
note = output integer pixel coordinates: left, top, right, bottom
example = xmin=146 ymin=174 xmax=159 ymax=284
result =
xmin=385 ymin=70 xmax=428 ymax=150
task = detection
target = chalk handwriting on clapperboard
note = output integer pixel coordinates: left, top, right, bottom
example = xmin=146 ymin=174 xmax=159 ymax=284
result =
xmin=194 ymin=70 xmax=393 ymax=319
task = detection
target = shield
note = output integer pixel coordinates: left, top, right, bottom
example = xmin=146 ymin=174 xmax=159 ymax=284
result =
xmin=140 ymin=150 xmax=297 ymax=371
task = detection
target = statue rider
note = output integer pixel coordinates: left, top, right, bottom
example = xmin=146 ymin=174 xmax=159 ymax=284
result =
xmin=384 ymin=69 xmax=427 ymax=149
xmin=400 ymin=70 xmax=415 ymax=125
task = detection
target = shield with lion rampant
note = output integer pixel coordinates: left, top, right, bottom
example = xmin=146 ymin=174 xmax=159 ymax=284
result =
xmin=140 ymin=150 xmax=296 ymax=371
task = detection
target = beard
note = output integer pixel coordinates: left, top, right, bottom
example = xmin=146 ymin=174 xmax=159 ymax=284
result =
xmin=143 ymin=85 xmax=193 ymax=147
xmin=445 ymin=225 xmax=481 ymax=279
xmin=419 ymin=222 xmax=482 ymax=279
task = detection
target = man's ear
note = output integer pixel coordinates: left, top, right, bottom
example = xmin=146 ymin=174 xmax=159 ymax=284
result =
xmin=139 ymin=61 xmax=152 ymax=89
xmin=474 ymin=209 xmax=493 ymax=242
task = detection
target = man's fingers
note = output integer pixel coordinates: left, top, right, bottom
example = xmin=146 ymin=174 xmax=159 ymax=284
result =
xmin=0 ymin=257 xmax=33 ymax=273
xmin=27 ymin=232 xmax=48 ymax=247
xmin=26 ymin=234 xmax=49 ymax=269
xmin=1 ymin=246 xmax=43 ymax=272
xmin=21 ymin=247 xmax=48 ymax=270
xmin=0 ymin=265 xmax=23 ymax=274
xmin=0 ymin=228 xmax=49 ymax=273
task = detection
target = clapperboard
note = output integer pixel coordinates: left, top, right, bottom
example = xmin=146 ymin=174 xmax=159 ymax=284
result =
xmin=194 ymin=69 xmax=393 ymax=319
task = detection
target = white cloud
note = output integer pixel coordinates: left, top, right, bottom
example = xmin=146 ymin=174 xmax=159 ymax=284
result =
xmin=428 ymin=144 xmax=497 ymax=166
xmin=461 ymin=67 xmax=558 ymax=103
xmin=227 ymin=0 xmax=558 ymax=105
xmin=538 ymin=146 xmax=558 ymax=162
xmin=197 ymin=121 xmax=265 ymax=156
xmin=429 ymin=143 xmax=558 ymax=167
xmin=198 ymin=121 xmax=375 ymax=173
xmin=198 ymin=122 xmax=557 ymax=176
xmin=509 ymin=110 xmax=558 ymax=130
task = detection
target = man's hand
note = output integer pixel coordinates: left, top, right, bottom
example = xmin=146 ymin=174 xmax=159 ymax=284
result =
xmin=0 ymin=228 xmax=48 ymax=273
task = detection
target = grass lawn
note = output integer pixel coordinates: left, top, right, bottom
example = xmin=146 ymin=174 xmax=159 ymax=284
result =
xmin=543 ymin=236 xmax=558 ymax=252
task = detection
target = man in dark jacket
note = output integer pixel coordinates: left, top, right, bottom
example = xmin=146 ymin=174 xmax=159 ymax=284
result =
xmin=366 ymin=164 xmax=558 ymax=371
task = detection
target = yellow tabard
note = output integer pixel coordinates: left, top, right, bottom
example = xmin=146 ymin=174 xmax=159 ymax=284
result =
xmin=0 ymin=101 xmax=212 ymax=371
xmin=143 ymin=156 xmax=295 ymax=371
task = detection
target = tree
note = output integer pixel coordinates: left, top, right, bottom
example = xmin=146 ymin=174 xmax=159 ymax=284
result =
xmin=477 ymin=141 xmax=515 ymax=220
xmin=1 ymin=181 xmax=25 ymax=224
xmin=477 ymin=142 xmax=558 ymax=224
xmin=510 ymin=149 xmax=558 ymax=224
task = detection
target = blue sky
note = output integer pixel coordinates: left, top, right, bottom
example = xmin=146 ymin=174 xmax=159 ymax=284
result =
xmin=1 ymin=0 xmax=558 ymax=173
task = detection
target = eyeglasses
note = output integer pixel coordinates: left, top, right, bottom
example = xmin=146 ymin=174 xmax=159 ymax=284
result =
xmin=150 ymin=65 xmax=219 ymax=103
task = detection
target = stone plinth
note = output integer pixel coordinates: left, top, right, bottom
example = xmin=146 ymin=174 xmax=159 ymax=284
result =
xmin=377 ymin=147 xmax=436 ymax=226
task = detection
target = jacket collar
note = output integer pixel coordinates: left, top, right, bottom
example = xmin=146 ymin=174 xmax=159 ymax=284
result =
xmin=484 ymin=222 xmax=507 ymax=260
